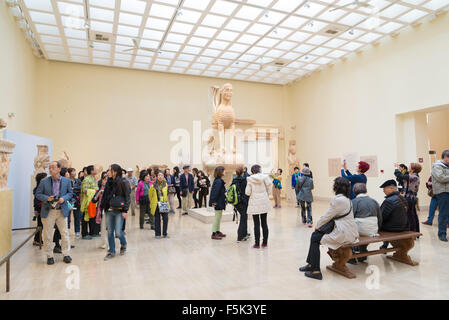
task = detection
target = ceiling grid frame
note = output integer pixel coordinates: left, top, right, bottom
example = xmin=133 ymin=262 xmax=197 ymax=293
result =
xmin=14 ymin=0 xmax=449 ymax=85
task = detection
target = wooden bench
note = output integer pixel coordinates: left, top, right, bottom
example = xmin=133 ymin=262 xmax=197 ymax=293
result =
xmin=326 ymin=231 xmax=422 ymax=279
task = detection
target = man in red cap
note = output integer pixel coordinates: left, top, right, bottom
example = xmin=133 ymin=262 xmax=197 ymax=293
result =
xmin=341 ymin=161 xmax=370 ymax=199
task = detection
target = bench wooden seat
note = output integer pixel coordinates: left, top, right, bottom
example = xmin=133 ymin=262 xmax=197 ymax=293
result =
xmin=326 ymin=231 xmax=422 ymax=279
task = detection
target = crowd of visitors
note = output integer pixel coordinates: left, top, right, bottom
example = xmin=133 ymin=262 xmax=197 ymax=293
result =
xmin=31 ymin=150 xmax=449 ymax=283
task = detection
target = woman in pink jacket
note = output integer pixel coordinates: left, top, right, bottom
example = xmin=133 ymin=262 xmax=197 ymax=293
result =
xmin=136 ymin=170 xmax=153 ymax=229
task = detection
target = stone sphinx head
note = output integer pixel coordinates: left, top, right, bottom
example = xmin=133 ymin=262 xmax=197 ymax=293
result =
xmin=289 ymin=140 xmax=297 ymax=155
xmin=220 ymin=83 xmax=233 ymax=105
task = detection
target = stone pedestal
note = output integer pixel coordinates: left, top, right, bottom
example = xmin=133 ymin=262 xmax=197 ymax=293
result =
xmin=0 ymin=189 xmax=13 ymax=258
xmin=188 ymin=207 xmax=235 ymax=224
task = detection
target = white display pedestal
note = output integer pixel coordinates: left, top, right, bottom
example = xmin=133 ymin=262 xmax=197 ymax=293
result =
xmin=187 ymin=207 xmax=235 ymax=224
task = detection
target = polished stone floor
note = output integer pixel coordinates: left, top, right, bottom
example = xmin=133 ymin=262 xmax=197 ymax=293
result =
xmin=1 ymin=201 xmax=447 ymax=300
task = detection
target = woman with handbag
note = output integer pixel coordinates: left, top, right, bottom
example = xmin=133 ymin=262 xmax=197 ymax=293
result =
xmin=299 ymin=177 xmax=359 ymax=280
xmin=197 ymin=170 xmax=210 ymax=208
xmin=103 ymin=164 xmax=130 ymax=261
xmin=209 ymin=166 xmax=227 ymax=240
xmin=165 ymin=168 xmax=177 ymax=214
xmin=150 ymin=172 xmax=170 ymax=239
xmin=136 ymin=170 xmax=151 ymax=229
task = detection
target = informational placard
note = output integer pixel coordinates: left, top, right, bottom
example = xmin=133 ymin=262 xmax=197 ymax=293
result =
xmin=343 ymin=152 xmax=359 ymax=173
xmin=360 ymin=155 xmax=379 ymax=177
xmin=328 ymin=158 xmax=342 ymax=177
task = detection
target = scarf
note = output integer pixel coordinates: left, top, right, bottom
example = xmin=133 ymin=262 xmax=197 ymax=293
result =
xmin=154 ymin=180 xmax=167 ymax=200
xmin=95 ymin=187 xmax=104 ymax=224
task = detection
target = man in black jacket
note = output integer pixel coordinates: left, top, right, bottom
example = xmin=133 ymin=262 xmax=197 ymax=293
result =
xmin=379 ymin=179 xmax=409 ymax=249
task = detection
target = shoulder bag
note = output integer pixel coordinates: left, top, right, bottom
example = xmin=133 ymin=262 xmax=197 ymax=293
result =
xmin=318 ymin=203 xmax=353 ymax=234
xmin=110 ymin=180 xmax=126 ymax=211
xmin=156 ymin=186 xmax=170 ymax=213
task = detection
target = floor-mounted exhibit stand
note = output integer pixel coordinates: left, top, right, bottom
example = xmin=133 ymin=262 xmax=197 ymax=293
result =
xmin=188 ymin=207 xmax=235 ymax=224
xmin=0 ymin=119 xmax=16 ymax=257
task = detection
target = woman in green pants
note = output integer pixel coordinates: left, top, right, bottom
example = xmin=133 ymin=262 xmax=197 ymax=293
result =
xmin=209 ymin=166 xmax=227 ymax=240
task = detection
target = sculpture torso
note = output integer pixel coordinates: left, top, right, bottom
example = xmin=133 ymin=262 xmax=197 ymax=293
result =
xmin=213 ymin=105 xmax=235 ymax=129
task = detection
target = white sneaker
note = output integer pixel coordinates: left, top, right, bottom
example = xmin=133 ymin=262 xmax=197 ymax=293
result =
xmin=75 ymin=233 xmax=81 ymax=239
xmin=100 ymin=244 xmax=107 ymax=249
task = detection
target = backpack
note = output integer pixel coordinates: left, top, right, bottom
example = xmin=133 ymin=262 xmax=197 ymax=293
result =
xmin=226 ymin=184 xmax=239 ymax=206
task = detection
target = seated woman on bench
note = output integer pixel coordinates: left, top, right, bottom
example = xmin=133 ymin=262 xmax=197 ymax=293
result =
xmin=299 ymin=177 xmax=359 ymax=280
xmin=348 ymin=183 xmax=382 ymax=264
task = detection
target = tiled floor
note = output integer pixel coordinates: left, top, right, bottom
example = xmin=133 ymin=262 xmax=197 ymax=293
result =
xmin=1 ymin=201 xmax=447 ymax=299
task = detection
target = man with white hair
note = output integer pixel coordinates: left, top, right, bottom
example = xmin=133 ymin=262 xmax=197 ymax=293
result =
xmin=126 ymin=168 xmax=138 ymax=216
xmin=432 ymin=150 xmax=449 ymax=242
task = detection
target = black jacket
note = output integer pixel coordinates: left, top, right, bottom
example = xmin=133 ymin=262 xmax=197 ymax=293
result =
xmin=232 ymin=176 xmax=249 ymax=214
xmin=197 ymin=176 xmax=210 ymax=194
xmin=101 ymin=177 xmax=131 ymax=213
xmin=394 ymin=169 xmax=409 ymax=193
xmin=380 ymin=191 xmax=409 ymax=232
xmin=180 ymin=173 xmax=195 ymax=193
xmin=209 ymin=178 xmax=226 ymax=210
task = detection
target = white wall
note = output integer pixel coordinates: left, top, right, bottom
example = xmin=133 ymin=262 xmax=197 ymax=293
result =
xmin=288 ymin=12 xmax=449 ymax=204
xmin=0 ymin=2 xmax=38 ymax=135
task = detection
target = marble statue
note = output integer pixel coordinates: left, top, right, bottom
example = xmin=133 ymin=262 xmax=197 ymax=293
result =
xmin=34 ymin=145 xmax=50 ymax=176
xmin=211 ymin=83 xmax=236 ymax=155
xmin=94 ymin=164 xmax=103 ymax=181
xmin=0 ymin=119 xmax=16 ymax=190
xmin=58 ymin=151 xmax=72 ymax=168
xmin=288 ymin=140 xmax=300 ymax=175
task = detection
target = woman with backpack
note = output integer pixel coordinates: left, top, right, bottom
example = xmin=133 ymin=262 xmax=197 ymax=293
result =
xmin=296 ymin=167 xmax=314 ymax=227
xmin=209 ymin=166 xmax=227 ymax=240
xmin=246 ymin=165 xmax=272 ymax=248
xmin=102 ymin=164 xmax=130 ymax=261
xmin=232 ymin=166 xmax=250 ymax=242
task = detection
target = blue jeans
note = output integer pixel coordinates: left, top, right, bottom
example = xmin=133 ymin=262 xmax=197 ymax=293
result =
xmin=437 ymin=193 xmax=449 ymax=238
xmin=107 ymin=210 xmax=127 ymax=254
xmin=426 ymin=197 xmax=438 ymax=224
xmin=300 ymin=201 xmax=312 ymax=224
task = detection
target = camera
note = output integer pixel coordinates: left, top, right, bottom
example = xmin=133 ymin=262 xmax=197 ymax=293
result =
xmin=49 ymin=196 xmax=60 ymax=209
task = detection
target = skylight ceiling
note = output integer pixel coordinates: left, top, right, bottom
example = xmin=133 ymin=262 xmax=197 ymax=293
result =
xmin=15 ymin=0 xmax=449 ymax=85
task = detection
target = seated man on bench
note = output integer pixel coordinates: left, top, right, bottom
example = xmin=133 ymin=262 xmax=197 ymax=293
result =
xmin=348 ymin=183 xmax=382 ymax=264
xmin=379 ymin=179 xmax=409 ymax=250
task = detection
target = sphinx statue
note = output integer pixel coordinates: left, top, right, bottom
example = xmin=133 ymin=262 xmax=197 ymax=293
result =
xmin=288 ymin=140 xmax=300 ymax=175
xmin=94 ymin=164 xmax=104 ymax=181
xmin=211 ymin=83 xmax=236 ymax=156
xmin=34 ymin=145 xmax=50 ymax=176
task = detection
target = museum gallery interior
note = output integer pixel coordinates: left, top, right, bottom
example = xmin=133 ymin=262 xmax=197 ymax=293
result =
xmin=1 ymin=0 xmax=449 ymax=300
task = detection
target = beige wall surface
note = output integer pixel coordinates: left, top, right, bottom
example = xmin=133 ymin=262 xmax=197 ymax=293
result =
xmin=0 ymin=2 xmax=37 ymax=135
xmin=428 ymin=109 xmax=449 ymax=159
xmin=35 ymin=60 xmax=289 ymax=174
xmin=3 ymin=1 xmax=449 ymax=206
xmin=288 ymin=13 xmax=449 ymax=203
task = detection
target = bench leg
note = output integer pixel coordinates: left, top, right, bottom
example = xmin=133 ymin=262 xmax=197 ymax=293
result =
xmin=387 ymin=238 xmax=419 ymax=266
xmin=326 ymin=247 xmax=356 ymax=279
